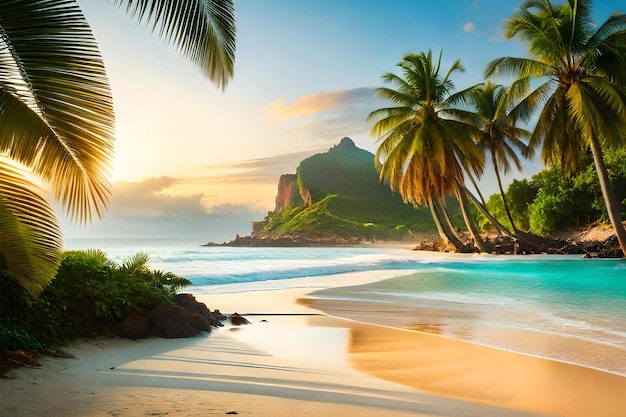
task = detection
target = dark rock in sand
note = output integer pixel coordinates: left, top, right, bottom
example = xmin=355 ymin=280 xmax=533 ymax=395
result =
xmin=175 ymin=293 xmax=226 ymax=327
xmin=229 ymin=312 xmax=251 ymax=325
xmin=116 ymin=293 xmax=227 ymax=340
xmin=116 ymin=314 xmax=151 ymax=340
xmin=149 ymin=305 xmax=200 ymax=338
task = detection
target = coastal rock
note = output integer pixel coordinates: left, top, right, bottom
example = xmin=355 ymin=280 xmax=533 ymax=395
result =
xmin=116 ymin=294 xmax=226 ymax=340
xmin=116 ymin=315 xmax=151 ymax=340
xmin=175 ymin=293 xmax=225 ymax=327
xmin=149 ymin=305 xmax=199 ymax=338
xmin=229 ymin=312 xmax=251 ymax=326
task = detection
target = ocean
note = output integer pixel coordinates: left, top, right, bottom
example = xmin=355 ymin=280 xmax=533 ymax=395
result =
xmin=64 ymin=238 xmax=626 ymax=376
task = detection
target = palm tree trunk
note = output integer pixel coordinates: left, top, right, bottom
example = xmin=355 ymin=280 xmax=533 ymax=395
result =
xmin=464 ymin=186 xmax=516 ymax=238
xmin=429 ymin=198 xmax=464 ymax=251
xmin=456 ymin=186 xmax=485 ymax=252
xmin=427 ymin=199 xmax=451 ymax=245
xmin=439 ymin=202 xmax=463 ymax=243
xmin=493 ymin=153 xmax=517 ymax=232
xmin=466 ymin=170 xmax=488 ymax=207
xmin=589 ymin=135 xmax=626 ymax=256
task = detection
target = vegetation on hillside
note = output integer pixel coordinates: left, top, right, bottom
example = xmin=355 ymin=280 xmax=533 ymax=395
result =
xmin=254 ymin=139 xmax=441 ymax=242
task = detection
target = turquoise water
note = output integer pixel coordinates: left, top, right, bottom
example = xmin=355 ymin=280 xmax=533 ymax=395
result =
xmin=65 ymin=239 xmax=626 ymax=375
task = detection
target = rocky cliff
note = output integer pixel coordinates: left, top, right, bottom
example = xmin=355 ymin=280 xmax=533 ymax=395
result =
xmin=274 ymin=174 xmax=311 ymax=212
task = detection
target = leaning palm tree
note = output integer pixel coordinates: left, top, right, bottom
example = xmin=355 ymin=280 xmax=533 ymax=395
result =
xmin=485 ymin=0 xmax=626 ymax=255
xmin=0 ymin=0 xmax=236 ymax=293
xmin=368 ymin=50 xmax=486 ymax=252
xmin=467 ymin=82 xmax=531 ymax=232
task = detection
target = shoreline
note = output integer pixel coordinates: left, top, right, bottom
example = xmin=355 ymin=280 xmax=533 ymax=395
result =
xmin=199 ymin=283 xmax=626 ymax=417
xmin=299 ymin=300 xmax=626 ymax=417
xmin=2 ymin=270 xmax=625 ymax=416
xmin=195 ymin=270 xmax=626 ymax=416
xmin=299 ymin=273 xmax=626 ymax=379
xmin=206 ymin=222 xmax=624 ymax=258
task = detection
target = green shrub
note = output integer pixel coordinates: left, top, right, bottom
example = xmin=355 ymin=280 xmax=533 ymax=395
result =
xmin=0 ymin=250 xmax=191 ymax=350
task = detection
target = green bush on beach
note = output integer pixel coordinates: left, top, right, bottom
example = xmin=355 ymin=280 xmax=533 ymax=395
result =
xmin=0 ymin=250 xmax=190 ymax=351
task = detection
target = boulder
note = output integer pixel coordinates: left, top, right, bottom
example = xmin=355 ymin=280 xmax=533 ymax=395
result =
xmin=175 ymin=293 xmax=226 ymax=326
xmin=116 ymin=294 xmax=228 ymax=340
xmin=149 ymin=305 xmax=199 ymax=339
xmin=229 ymin=312 xmax=251 ymax=325
xmin=116 ymin=314 xmax=150 ymax=340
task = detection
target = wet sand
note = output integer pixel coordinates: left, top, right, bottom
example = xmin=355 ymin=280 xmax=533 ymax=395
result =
xmin=2 ymin=272 xmax=625 ymax=416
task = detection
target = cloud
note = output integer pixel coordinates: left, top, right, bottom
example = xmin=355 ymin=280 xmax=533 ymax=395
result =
xmin=265 ymin=89 xmax=367 ymax=121
xmin=60 ymin=177 xmax=267 ymax=241
xmin=263 ymin=87 xmax=388 ymax=147
xmin=61 ymin=86 xmax=390 ymax=242
xmin=200 ymin=149 xmax=318 ymax=184
xmin=464 ymin=22 xmax=476 ymax=32
xmin=265 ymin=87 xmax=381 ymax=121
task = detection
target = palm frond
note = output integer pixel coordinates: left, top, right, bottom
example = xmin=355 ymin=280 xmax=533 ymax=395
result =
xmin=584 ymin=10 xmax=626 ymax=50
xmin=485 ymin=56 xmax=554 ymax=79
xmin=0 ymin=157 xmax=62 ymax=294
xmin=368 ymin=108 xmax=414 ymax=139
xmin=445 ymin=83 xmax=483 ymax=108
xmin=583 ymin=76 xmax=626 ymax=116
xmin=119 ymin=251 xmax=151 ymax=274
xmin=81 ymin=248 xmax=111 ymax=266
xmin=574 ymin=78 xmax=626 ymax=148
xmin=441 ymin=108 xmax=483 ymax=127
xmin=373 ymin=86 xmax=414 ymax=106
xmin=150 ymin=269 xmax=191 ymax=292
xmin=111 ymin=0 xmax=236 ymax=89
xmin=0 ymin=0 xmax=115 ymax=223
xmin=504 ymin=3 xmax=567 ymax=65
xmin=508 ymin=78 xmax=556 ymax=124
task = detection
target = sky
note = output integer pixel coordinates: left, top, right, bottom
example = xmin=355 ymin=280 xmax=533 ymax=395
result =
xmin=61 ymin=0 xmax=621 ymax=243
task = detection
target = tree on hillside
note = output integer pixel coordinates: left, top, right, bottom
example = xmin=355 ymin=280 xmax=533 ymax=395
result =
xmin=367 ymin=50 xmax=486 ymax=252
xmin=0 ymin=0 xmax=236 ymax=293
xmin=485 ymin=0 xmax=626 ymax=255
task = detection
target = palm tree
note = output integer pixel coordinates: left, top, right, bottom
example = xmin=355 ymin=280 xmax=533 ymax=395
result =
xmin=367 ymin=50 xmax=486 ymax=252
xmin=0 ymin=0 xmax=236 ymax=293
xmin=469 ymin=82 xmax=531 ymax=232
xmin=485 ymin=0 xmax=626 ymax=255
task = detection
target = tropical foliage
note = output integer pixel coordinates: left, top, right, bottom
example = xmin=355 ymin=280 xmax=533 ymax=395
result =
xmin=485 ymin=0 xmax=626 ymax=253
xmin=481 ymin=147 xmax=626 ymax=237
xmin=367 ymin=0 xmax=626 ymax=256
xmin=0 ymin=250 xmax=190 ymax=350
xmin=464 ymin=82 xmax=531 ymax=232
xmin=367 ymin=50 xmax=486 ymax=252
xmin=0 ymin=1 xmax=236 ymax=293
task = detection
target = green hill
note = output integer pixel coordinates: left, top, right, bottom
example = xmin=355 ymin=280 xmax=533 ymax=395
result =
xmin=252 ymin=137 xmax=438 ymax=242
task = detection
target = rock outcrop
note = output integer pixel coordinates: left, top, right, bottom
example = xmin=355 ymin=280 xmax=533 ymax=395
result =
xmin=229 ymin=312 xmax=251 ymax=325
xmin=116 ymin=293 xmax=226 ymax=340
xmin=275 ymin=174 xmax=300 ymax=212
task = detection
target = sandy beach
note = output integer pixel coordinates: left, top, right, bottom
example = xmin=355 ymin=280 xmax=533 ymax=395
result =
xmin=2 ymin=271 xmax=625 ymax=417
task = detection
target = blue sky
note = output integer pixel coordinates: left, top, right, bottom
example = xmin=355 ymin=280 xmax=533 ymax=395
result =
xmin=63 ymin=0 xmax=621 ymax=242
